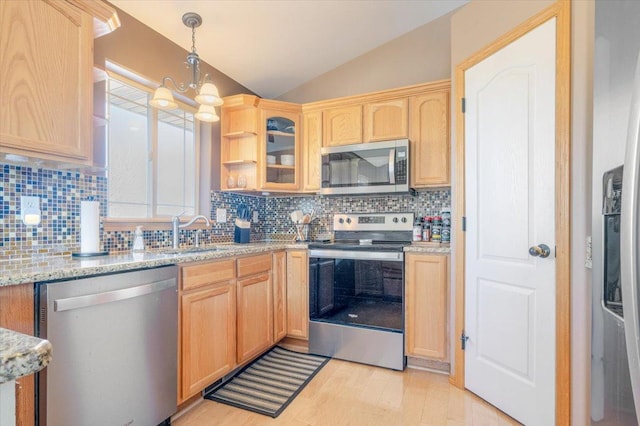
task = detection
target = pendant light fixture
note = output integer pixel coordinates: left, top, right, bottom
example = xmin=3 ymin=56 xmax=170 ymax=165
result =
xmin=149 ymin=12 xmax=222 ymax=122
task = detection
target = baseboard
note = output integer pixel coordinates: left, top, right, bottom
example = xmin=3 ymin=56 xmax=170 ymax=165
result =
xmin=278 ymin=336 xmax=309 ymax=353
xmin=406 ymin=356 xmax=450 ymax=374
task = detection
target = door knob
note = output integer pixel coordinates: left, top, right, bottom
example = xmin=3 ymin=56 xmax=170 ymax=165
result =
xmin=529 ymin=244 xmax=551 ymax=258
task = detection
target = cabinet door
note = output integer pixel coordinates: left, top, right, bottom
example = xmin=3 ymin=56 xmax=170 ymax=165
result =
xmin=0 ymin=0 xmax=93 ymax=164
xmin=286 ymin=250 xmax=309 ymax=339
xmin=405 ymin=253 xmax=448 ymax=360
xmin=180 ymin=280 xmax=236 ymax=402
xmin=237 ymin=272 xmax=273 ymax=364
xmin=363 ymin=98 xmax=408 ymax=142
xmin=272 ymin=251 xmax=287 ymax=342
xmin=0 ymin=283 xmax=35 ymax=426
xmin=261 ymin=108 xmax=300 ymax=191
xmin=409 ymin=90 xmax=450 ymax=187
xmin=323 ymin=105 xmax=362 ymax=146
xmin=302 ymin=110 xmax=322 ymax=191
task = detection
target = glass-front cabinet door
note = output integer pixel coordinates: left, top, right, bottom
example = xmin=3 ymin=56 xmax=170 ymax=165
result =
xmin=260 ymin=105 xmax=300 ymax=190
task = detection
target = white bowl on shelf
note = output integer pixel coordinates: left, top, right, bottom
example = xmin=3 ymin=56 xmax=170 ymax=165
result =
xmin=280 ymin=155 xmax=295 ymax=166
xmin=266 ymin=155 xmax=276 ymax=165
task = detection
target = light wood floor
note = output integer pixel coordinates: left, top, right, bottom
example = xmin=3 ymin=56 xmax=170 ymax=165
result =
xmin=173 ymin=359 xmax=522 ymax=426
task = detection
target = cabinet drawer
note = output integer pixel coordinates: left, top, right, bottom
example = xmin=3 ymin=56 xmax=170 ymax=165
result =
xmin=181 ymin=259 xmax=236 ymax=291
xmin=237 ymin=253 xmax=272 ymax=278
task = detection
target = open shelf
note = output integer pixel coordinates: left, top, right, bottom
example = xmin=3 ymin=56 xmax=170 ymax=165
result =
xmin=266 ymin=130 xmax=294 ymax=138
xmin=223 ymin=131 xmax=257 ymax=139
xmin=223 ymin=159 xmax=257 ymax=166
xmin=267 ymin=164 xmax=295 ymax=170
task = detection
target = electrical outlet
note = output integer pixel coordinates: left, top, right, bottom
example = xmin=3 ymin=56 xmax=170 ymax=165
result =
xmin=253 ymin=210 xmax=259 ymax=223
xmin=585 ymin=235 xmax=592 ymax=269
xmin=20 ymin=196 xmax=41 ymax=225
xmin=216 ymin=208 xmax=227 ymax=223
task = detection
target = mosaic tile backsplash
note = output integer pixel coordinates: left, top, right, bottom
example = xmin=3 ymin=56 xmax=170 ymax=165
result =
xmin=0 ymin=162 xmax=450 ymax=260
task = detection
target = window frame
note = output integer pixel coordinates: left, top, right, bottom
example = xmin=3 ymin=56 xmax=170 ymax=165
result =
xmin=103 ymin=70 xmax=205 ymax=231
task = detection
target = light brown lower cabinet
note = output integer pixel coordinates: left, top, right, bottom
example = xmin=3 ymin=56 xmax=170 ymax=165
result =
xmin=286 ymin=250 xmax=309 ymax=339
xmin=236 ymin=254 xmax=273 ymax=365
xmin=272 ymin=251 xmax=287 ymax=342
xmin=0 ymin=283 xmax=35 ymax=426
xmin=179 ymin=260 xmax=236 ymax=403
xmin=405 ymin=253 xmax=449 ymax=360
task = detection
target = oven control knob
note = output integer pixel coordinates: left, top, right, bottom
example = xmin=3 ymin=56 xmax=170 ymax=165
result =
xmin=338 ymin=218 xmax=344 ymax=224
xmin=393 ymin=217 xmax=399 ymax=223
xmin=401 ymin=217 xmax=408 ymax=223
xmin=346 ymin=218 xmax=352 ymax=224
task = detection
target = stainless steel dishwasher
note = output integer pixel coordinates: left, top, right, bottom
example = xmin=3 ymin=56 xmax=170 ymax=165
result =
xmin=37 ymin=266 xmax=178 ymax=426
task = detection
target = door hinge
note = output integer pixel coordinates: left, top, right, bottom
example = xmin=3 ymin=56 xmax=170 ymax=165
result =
xmin=462 ymin=216 xmax=466 ymax=232
xmin=461 ymin=331 xmax=469 ymax=350
xmin=461 ymin=97 xmax=466 ymax=113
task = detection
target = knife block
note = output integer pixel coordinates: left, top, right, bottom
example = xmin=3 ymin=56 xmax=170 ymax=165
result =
xmin=234 ymin=225 xmax=250 ymax=243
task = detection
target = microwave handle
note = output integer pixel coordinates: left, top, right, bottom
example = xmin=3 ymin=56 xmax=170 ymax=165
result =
xmin=388 ymin=148 xmax=396 ymax=184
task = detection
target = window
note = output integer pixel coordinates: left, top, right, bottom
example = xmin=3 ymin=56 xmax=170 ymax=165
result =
xmin=106 ymin=74 xmax=200 ymax=219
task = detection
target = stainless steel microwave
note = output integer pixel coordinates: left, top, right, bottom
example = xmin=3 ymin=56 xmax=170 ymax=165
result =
xmin=320 ymin=139 xmax=409 ymax=195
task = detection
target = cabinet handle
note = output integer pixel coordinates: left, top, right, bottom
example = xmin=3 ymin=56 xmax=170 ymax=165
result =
xmin=239 ymin=274 xmax=269 ymax=287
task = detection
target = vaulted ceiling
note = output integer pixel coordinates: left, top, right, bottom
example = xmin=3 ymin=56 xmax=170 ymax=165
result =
xmin=109 ymin=0 xmax=467 ymax=98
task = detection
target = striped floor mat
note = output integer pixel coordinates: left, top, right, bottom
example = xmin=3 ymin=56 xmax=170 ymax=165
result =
xmin=205 ymin=346 xmax=329 ymax=418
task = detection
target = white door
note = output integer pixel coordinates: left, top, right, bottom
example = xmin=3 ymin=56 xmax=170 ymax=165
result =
xmin=464 ymin=18 xmax=556 ymax=425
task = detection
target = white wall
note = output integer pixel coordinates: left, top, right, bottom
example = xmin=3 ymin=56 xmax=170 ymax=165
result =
xmin=277 ymin=11 xmax=452 ymax=103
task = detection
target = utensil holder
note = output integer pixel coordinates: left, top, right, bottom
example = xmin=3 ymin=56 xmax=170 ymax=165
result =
xmin=294 ymin=224 xmax=309 ymax=241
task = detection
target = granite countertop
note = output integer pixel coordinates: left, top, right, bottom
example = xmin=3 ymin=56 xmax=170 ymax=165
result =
xmin=404 ymin=243 xmax=452 ymax=254
xmin=0 ymin=241 xmax=307 ymax=287
xmin=0 ymin=328 xmax=52 ymax=383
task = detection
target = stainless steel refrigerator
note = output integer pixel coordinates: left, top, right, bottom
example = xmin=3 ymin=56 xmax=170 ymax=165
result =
xmin=592 ymin=1 xmax=640 ymax=424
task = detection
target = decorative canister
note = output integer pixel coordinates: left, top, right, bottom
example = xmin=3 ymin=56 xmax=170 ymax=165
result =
xmin=431 ymin=216 xmax=442 ymax=242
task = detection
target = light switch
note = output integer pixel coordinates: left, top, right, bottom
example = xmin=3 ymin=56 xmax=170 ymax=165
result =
xmin=253 ymin=210 xmax=259 ymax=223
xmin=216 ymin=208 xmax=227 ymax=223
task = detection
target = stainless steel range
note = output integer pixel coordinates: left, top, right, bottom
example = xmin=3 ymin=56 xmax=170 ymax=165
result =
xmin=308 ymin=212 xmax=413 ymax=370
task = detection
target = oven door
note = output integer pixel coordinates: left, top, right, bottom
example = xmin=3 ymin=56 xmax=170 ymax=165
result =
xmin=308 ymin=248 xmax=406 ymax=370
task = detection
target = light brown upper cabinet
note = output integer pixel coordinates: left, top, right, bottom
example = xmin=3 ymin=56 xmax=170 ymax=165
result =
xmin=363 ymin=98 xmax=409 ymax=142
xmin=0 ymin=0 xmax=118 ymax=166
xmin=302 ymin=110 xmax=322 ymax=192
xmin=260 ymin=100 xmax=301 ymax=191
xmin=220 ymin=96 xmax=301 ymax=192
xmin=409 ymin=89 xmax=450 ymax=187
xmin=220 ymin=95 xmax=260 ymax=191
xmin=322 ymin=105 xmax=363 ymax=147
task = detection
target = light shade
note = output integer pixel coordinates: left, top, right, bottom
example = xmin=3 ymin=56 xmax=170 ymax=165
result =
xmin=195 ymin=82 xmax=223 ymax=106
xmin=150 ymin=87 xmax=178 ymax=110
xmin=195 ymin=104 xmax=220 ymax=122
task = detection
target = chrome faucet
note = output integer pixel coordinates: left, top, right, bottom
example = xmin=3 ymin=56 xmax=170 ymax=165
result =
xmin=171 ymin=214 xmax=211 ymax=249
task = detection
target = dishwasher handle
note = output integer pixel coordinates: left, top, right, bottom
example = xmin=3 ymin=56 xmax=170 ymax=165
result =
xmin=54 ymin=278 xmax=176 ymax=312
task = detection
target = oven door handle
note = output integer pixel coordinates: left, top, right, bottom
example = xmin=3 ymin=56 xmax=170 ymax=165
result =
xmin=309 ymin=249 xmax=403 ymax=261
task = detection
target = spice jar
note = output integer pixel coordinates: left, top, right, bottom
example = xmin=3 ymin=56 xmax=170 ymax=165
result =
xmin=412 ymin=218 xmax=423 ymax=241
xmin=422 ymin=216 xmax=432 ymax=242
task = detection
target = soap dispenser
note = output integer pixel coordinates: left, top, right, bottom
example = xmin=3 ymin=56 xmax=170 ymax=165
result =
xmin=132 ymin=226 xmax=145 ymax=252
